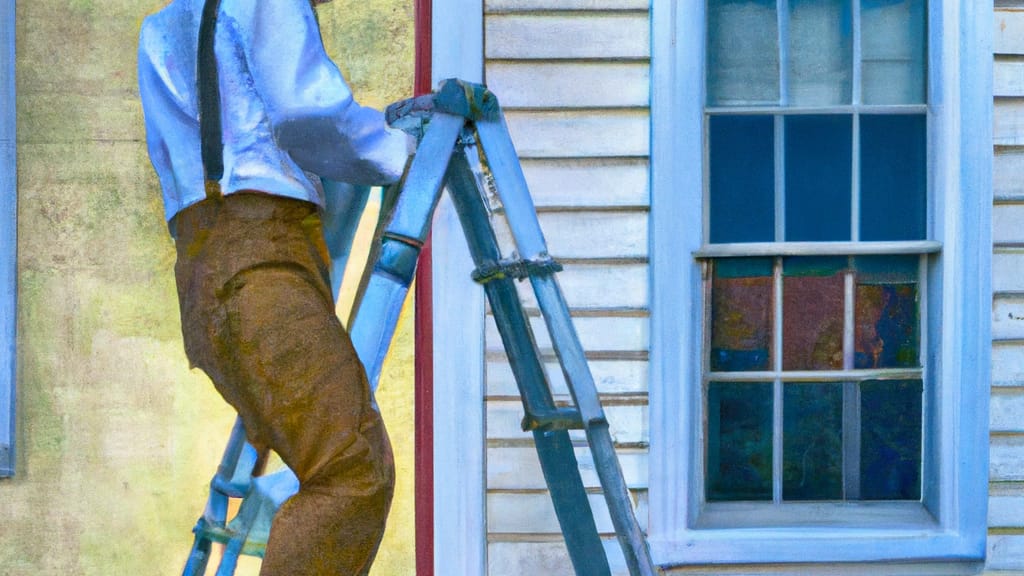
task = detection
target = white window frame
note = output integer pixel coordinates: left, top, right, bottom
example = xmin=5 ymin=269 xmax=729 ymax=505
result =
xmin=648 ymin=0 xmax=992 ymax=570
xmin=0 ymin=0 xmax=17 ymax=478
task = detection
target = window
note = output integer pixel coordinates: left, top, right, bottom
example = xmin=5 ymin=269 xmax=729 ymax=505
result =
xmin=1 ymin=0 xmax=16 ymax=478
xmin=648 ymin=0 xmax=991 ymax=569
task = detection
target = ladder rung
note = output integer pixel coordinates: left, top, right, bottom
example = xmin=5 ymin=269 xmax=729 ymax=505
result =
xmin=521 ymin=407 xmax=585 ymax=432
xmin=472 ymin=256 xmax=562 ymax=284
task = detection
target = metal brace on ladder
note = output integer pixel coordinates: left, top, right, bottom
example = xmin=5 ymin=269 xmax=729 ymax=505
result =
xmin=182 ymin=78 xmax=658 ymax=576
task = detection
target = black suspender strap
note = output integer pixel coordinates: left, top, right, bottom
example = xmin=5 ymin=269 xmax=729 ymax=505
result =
xmin=198 ymin=0 xmax=224 ymax=198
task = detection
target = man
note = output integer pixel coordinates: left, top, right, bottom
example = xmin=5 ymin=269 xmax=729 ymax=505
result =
xmin=138 ymin=0 xmax=409 ymax=573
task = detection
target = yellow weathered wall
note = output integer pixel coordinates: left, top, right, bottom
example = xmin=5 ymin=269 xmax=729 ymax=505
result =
xmin=2 ymin=0 xmax=416 ymax=574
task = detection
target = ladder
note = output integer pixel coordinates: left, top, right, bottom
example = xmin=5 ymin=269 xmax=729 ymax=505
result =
xmin=182 ymin=78 xmax=658 ymax=576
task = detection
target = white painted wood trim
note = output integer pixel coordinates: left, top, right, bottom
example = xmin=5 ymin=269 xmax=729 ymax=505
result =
xmin=0 ymin=0 xmax=17 ymax=478
xmin=648 ymin=0 xmax=992 ymax=568
xmin=430 ymin=1 xmax=486 ymax=574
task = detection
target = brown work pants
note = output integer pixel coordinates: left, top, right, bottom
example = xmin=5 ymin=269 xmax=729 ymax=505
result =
xmin=173 ymin=192 xmax=395 ymax=576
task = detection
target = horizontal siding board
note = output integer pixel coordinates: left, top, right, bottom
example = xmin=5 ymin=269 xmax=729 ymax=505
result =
xmin=486 ymin=400 xmax=648 ymax=444
xmin=485 ymin=314 xmax=649 ymax=353
xmin=989 ymin=490 xmax=1024 ymax=528
xmin=519 ymin=158 xmax=650 ymax=208
xmin=994 ymin=203 xmax=1024 ymax=244
xmin=992 ymin=342 xmax=1024 ymax=387
xmin=487 ymin=62 xmax=650 ymax=108
xmin=991 ymin=436 xmax=1024 ymax=482
xmin=994 ymin=149 xmax=1024 ymax=201
xmin=505 ymin=110 xmax=650 ymax=158
xmin=988 ymin=535 xmax=1024 ymax=571
xmin=487 ymin=445 xmax=648 ymax=489
xmin=485 ymin=14 xmax=650 ymax=60
xmin=511 ymin=262 xmax=648 ymax=309
xmin=488 ymin=539 xmax=631 ymax=576
xmin=994 ymin=100 xmax=1024 ymax=146
xmin=486 ymin=0 xmax=649 ymax=11
xmin=996 ymin=10 xmax=1024 ymax=55
xmin=993 ymin=296 xmax=1024 ymax=340
xmin=486 ymin=490 xmax=648 ymax=534
xmin=991 ymin=391 xmax=1024 ymax=433
xmin=993 ymin=251 xmax=1024 ymax=294
xmin=487 ymin=358 xmax=648 ymax=396
xmin=492 ymin=211 xmax=649 ymax=259
xmin=995 ymin=59 xmax=1024 ymax=97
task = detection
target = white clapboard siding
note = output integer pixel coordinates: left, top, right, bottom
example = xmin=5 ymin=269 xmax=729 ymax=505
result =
xmin=487 ymin=400 xmax=648 ymax=444
xmin=995 ymin=59 xmax=1024 ymax=97
xmin=492 ymin=211 xmax=648 ymax=260
xmin=486 ymin=0 xmax=649 ymax=12
xmin=487 ymin=358 xmax=649 ymax=396
xmin=994 ymin=149 xmax=1024 ymax=201
xmin=519 ymin=158 xmax=650 ymax=208
xmin=992 ymin=342 xmax=1024 ymax=387
xmin=993 ymin=251 xmax=1024 ymax=294
xmin=990 ymin=488 xmax=1024 ymax=528
xmin=487 ymin=445 xmax=648 ymax=489
xmin=486 ymin=14 xmax=650 ymax=60
xmin=488 ymin=540 xmax=631 ymax=576
xmin=994 ymin=296 xmax=1024 ymax=340
xmin=487 ymin=62 xmax=650 ymax=109
xmin=993 ymin=203 xmax=1024 ymax=244
xmin=991 ymin=391 xmax=1024 ymax=432
xmin=505 ymin=110 xmax=650 ymax=158
xmin=485 ymin=315 xmax=649 ymax=353
xmin=989 ymin=535 xmax=1024 ymax=572
xmin=994 ymin=100 xmax=1024 ymax=146
xmin=511 ymin=262 xmax=648 ymax=309
xmin=487 ymin=491 xmax=648 ymax=534
xmin=996 ymin=10 xmax=1024 ymax=55
xmin=991 ymin=435 xmax=1024 ymax=482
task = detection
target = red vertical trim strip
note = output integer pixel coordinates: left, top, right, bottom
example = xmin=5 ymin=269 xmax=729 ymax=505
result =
xmin=413 ymin=0 xmax=434 ymax=574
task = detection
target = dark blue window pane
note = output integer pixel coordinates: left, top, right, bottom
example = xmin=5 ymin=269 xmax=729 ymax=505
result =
xmin=860 ymin=115 xmax=927 ymax=240
xmin=860 ymin=379 xmax=922 ymax=500
xmin=785 ymin=115 xmax=852 ymax=241
xmin=783 ymin=383 xmax=843 ymax=501
xmin=711 ymin=258 xmax=774 ymax=371
xmin=707 ymin=382 xmax=773 ymax=501
xmin=710 ymin=115 xmax=775 ymax=243
xmin=854 ymin=256 xmax=920 ymax=368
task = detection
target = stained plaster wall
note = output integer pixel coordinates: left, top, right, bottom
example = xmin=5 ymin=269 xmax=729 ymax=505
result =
xmin=1 ymin=0 xmax=416 ymax=574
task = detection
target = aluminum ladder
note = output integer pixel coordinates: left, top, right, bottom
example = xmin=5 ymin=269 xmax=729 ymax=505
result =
xmin=182 ymin=78 xmax=657 ymax=576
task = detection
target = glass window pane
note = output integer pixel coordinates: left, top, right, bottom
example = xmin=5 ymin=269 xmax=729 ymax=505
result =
xmin=710 ymin=115 xmax=775 ymax=243
xmin=783 ymin=383 xmax=843 ymax=501
xmin=854 ymin=256 xmax=920 ymax=369
xmin=711 ymin=258 xmax=774 ymax=371
xmin=788 ymin=0 xmax=853 ymax=106
xmin=783 ymin=257 xmax=846 ymax=370
xmin=860 ymin=114 xmax=927 ymax=241
xmin=785 ymin=115 xmax=852 ymax=242
xmin=860 ymin=379 xmax=923 ymax=500
xmin=861 ymin=0 xmax=927 ymax=105
xmin=707 ymin=0 xmax=780 ymax=106
xmin=707 ymin=382 xmax=774 ymax=501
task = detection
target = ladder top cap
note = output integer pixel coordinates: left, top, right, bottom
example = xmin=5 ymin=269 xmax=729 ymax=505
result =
xmin=386 ymin=78 xmax=499 ymax=133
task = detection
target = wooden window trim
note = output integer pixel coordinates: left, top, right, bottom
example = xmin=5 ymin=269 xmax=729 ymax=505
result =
xmin=1 ymin=0 xmax=17 ymax=478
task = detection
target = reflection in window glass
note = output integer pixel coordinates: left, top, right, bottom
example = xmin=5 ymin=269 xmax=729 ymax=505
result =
xmin=783 ymin=383 xmax=843 ymax=500
xmin=788 ymin=0 xmax=853 ymax=106
xmin=707 ymin=0 xmax=780 ymax=106
xmin=860 ymin=114 xmax=927 ymax=241
xmin=711 ymin=259 xmax=774 ymax=371
xmin=707 ymin=382 xmax=774 ymax=501
xmin=861 ymin=0 xmax=927 ymax=105
xmin=785 ymin=115 xmax=852 ymax=241
xmin=783 ymin=257 xmax=846 ymax=370
xmin=854 ymin=256 xmax=920 ymax=369
xmin=861 ymin=380 xmax=923 ymax=500
xmin=710 ymin=115 xmax=775 ymax=243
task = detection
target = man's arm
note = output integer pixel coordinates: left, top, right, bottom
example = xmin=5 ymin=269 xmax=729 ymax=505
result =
xmin=246 ymin=0 xmax=410 ymax=185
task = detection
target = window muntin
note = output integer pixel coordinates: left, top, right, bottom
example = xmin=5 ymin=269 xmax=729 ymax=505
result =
xmin=701 ymin=0 xmax=929 ymax=507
